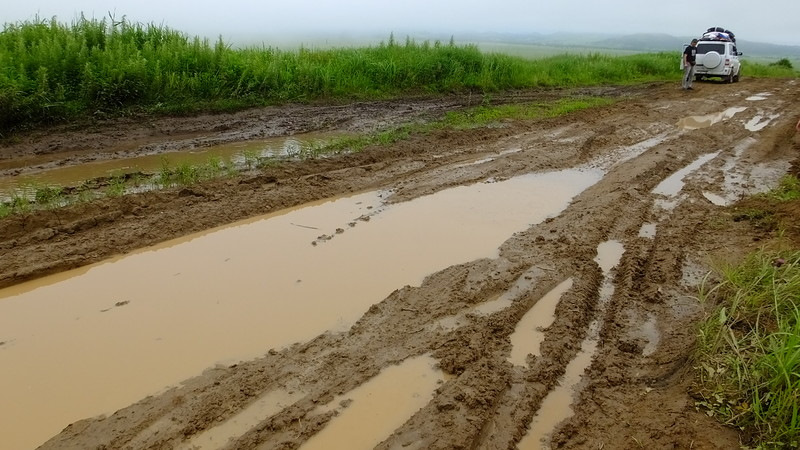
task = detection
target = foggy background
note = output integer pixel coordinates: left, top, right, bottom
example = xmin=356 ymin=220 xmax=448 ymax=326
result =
xmin=4 ymin=0 xmax=800 ymax=55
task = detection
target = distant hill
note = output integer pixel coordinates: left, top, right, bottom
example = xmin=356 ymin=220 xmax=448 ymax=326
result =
xmin=447 ymin=31 xmax=800 ymax=63
xmin=224 ymin=30 xmax=800 ymax=64
xmin=594 ymin=33 xmax=800 ymax=60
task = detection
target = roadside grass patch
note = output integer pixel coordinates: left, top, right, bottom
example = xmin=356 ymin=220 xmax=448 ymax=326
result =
xmin=441 ymin=97 xmax=615 ymax=129
xmin=695 ymin=175 xmax=800 ymax=449
xmin=106 ymin=175 xmax=127 ymax=197
xmin=767 ymin=176 xmax=800 ymax=202
xmin=314 ymin=96 xmax=614 ymax=155
xmin=732 ymin=207 xmax=778 ymax=232
xmin=696 ymin=250 xmax=800 ymax=449
xmin=743 ymin=60 xmax=798 ymax=78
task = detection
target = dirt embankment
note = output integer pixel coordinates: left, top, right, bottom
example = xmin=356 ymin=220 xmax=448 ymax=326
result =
xmin=3 ymin=78 xmax=800 ymax=449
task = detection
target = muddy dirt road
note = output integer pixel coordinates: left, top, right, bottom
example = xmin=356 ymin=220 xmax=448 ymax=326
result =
xmin=2 ymin=78 xmax=800 ymax=450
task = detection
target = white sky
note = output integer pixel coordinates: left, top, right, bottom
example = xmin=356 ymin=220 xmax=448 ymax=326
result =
xmin=4 ymin=0 xmax=800 ymax=46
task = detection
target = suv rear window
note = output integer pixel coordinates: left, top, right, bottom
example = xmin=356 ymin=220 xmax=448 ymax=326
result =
xmin=697 ymin=43 xmax=726 ymax=54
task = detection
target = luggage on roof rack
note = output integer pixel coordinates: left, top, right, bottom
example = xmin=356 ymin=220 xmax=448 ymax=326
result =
xmin=703 ymin=26 xmax=736 ymax=43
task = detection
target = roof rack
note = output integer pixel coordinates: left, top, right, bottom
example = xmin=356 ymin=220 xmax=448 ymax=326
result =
xmin=702 ymin=26 xmax=736 ymax=43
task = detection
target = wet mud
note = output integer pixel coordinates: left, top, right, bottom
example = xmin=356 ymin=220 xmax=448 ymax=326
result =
xmin=2 ymin=78 xmax=800 ymax=449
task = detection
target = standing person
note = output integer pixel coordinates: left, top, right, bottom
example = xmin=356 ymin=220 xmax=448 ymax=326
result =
xmin=796 ymin=117 xmax=800 ymax=131
xmin=683 ymin=39 xmax=698 ymax=90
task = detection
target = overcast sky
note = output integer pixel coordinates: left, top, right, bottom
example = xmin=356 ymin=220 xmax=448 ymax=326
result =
xmin=4 ymin=1 xmax=800 ymax=46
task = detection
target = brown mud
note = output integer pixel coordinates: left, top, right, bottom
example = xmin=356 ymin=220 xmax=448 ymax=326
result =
xmin=3 ymin=78 xmax=800 ymax=449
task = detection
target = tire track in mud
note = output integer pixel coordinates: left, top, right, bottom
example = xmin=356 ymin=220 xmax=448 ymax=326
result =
xmin=24 ymin=79 xmax=800 ymax=449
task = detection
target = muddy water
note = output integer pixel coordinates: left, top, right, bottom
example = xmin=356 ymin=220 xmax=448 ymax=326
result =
xmin=653 ymin=151 xmax=720 ymax=206
xmin=0 ymin=168 xmax=603 ymax=449
xmin=0 ymin=132 xmax=341 ymax=197
xmin=178 ymin=389 xmax=306 ymax=450
xmin=641 ymin=314 xmax=660 ymax=357
xmin=181 ymin=356 xmax=443 ymax=450
xmin=676 ymin=107 xmax=747 ymax=130
xmin=745 ymin=113 xmax=780 ymax=132
xmin=518 ymin=241 xmax=624 ymax=449
xmin=638 ymin=223 xmax=657 ymax=239
xmin=299 ymin=355 xmax=445 ymax=450
xmin=746 ymin=93 xmax=770 ymax=101
xmin=518 ymin=332 xmax=598 ymax=450
xmin=508 ymin=279 xmax=575 ymax=366
xmin=473 ymin=265 xmax=544 ymax=316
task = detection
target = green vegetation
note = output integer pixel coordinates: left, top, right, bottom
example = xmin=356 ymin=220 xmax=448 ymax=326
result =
xmin=302 ymin=96 xmax=612 ymax=156
xmin=0 ymin=17 xmax=698 ymax=134
xmin=767 ymin=175 xmax=800 ymax=202
xmin=769 ymin=58 xmax=794 ymax=70
xmin=742 ymin=60 xmax=798 ymax=78
xmin=696 ymin=176 xmax=800 ymax=449
xmin=442 ymin=97 xmax=614 ymax=128
xmin=157 ymin=156 xmax=228 ymax=187
xmin=697 ymin=251 xmax=800 ymax=449
xmin=106 ymin=175 xmax=127 ymax=197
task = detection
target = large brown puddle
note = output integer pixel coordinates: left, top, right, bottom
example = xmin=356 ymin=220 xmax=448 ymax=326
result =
xmin=0 ymin=168 xmax=603 ymax=449
xmin=0 ymin=132 xmax=342 ymax=199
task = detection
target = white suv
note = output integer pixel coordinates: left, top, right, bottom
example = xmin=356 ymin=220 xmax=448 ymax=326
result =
xmin=694 ymin=40 xmax=742 ymax=83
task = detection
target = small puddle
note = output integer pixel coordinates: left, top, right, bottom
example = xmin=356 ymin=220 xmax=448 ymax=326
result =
xmin=473 ymin=266 xmax=545 ymax=316
xmin=641 ymin=314 xmax=660 ymax=357
xmin=508 ymin=279 xmax=574 ymax=366
xmin=676 ymin=107 xmax=747 ymax=130
xmin=719 ymin=137 xmax=758 ymax=203
xmin=745 ymin=113 xmax=780 ymax=132
xmin=703 ymin=191 xmax=729 ymax=206
xmin=519 ymin=241 xmax=623 ymax=449
xmin=638 ymin=223 xmax=657 ymax=239
xmin=595 ymin=240 xmax=625 ymax=276
xmin=746 ymin=93 xmax=770 ymax=101
xmin=178 ymin=388 xmax=305 ymax=450
xmin=301 ymin=355 xmax=444 ymax=450
xmin=681 ymin=258 xmax=711 ymax=288
xmin=0 ymin=132 xmax=343 ymax=198
xmin=653 ymin=151 xmax=720 ymax=198
xmin=584 ymin=132 xmax=673 ymax=172
xmin=0 ymin=168 xmax=602 ymax=449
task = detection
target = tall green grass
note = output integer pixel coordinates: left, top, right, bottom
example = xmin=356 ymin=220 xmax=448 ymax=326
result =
xmin=697 ymin=250 xmax=800 ymax=449
xmin=2 ymin=17 xmax=795 ymax=134
xmin=741 ymin=60 xmax=798 ymax=78
xmin=1 ymin=17 xmax=684 ymax=134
